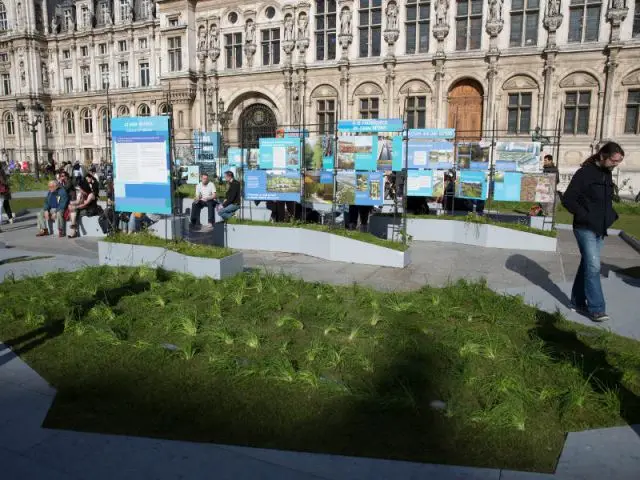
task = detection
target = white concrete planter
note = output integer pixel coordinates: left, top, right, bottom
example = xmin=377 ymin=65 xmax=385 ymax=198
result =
xmin=373 ymin=217 xmax=557 ymax=252
xmin=213 ymin=224 xmax=410 ymax=268
xmin=98 ymin=241 xmax=244 ymax=279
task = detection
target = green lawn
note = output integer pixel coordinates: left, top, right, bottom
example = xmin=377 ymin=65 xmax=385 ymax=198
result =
xmin=491 ymin=200 xmax=640 ymax=239
xmin=8 ymin=197 xmax=45 ymax=212
xmin=1 ymin=267 xmax=639 ymax=472
xmin=104 ymin=232 xmax=233 ymax=259
xmin=8 ymin=174 xmax=54 ymax=192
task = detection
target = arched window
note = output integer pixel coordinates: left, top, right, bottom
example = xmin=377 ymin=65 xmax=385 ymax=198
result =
xmin=117 ymin=105 xmax=130 ymax=116
xmin=64 ymin=110 xmax=75 ymax=135
xmin=137 ymin=103 xmax=150 ymax=116
xmin=158 ymin=103 xmax=169 ymax=115
xmin=82 ymin=108 xmax=93 ymax=134
xmin=99 ymin=108 xmax=109 ymax=133
xmin=0 ymin=2 xmax=7 ymax=31
xmin=5 ymin=112 xmax=14 ymax=135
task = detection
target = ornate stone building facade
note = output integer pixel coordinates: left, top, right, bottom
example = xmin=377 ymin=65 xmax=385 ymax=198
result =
xmin=0 ymin=0 xmax=639 ymax=191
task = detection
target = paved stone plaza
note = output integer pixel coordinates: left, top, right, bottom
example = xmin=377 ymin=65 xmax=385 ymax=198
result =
xmin=1 ymin=210 xmax=639 ymax=479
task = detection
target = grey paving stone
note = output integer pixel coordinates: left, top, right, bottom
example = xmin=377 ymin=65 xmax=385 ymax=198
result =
xmin=0 ymin=446 xmax=78 ymax=480
xmin=555 ymin=424 xmax=640 ymax=480
xmin=219 ymin=445 xmax=501 ymax=480
xmin=498 ymin=471 xmax=555 ymax=479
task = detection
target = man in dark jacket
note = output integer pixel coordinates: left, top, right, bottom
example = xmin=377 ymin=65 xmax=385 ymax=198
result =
xmin=216 ymin=171 xmax=240 ymax=221
xmin=562 ymin=142 xmax=624 ymax=322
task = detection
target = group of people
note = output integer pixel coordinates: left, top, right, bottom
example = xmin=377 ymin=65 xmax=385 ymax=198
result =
xmin=36 ymin=168 xmax=102 ymax=238
xmin=189 ymin=171 xmax=241 ymax=231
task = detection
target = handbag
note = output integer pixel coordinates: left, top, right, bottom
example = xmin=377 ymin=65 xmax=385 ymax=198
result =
xmin=63 ymin=208 xmax=71 ymax=221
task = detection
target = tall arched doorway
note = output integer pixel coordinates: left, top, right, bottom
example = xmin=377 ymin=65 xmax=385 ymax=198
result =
xmin=448 ymin=79 xmax=484 ymax=140
xmin=239 ymin=104 xmax=277 ymax=148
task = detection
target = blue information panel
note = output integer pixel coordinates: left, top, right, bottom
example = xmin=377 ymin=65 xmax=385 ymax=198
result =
xmin=338 ymin=118 xmax=403 ymax=133
xmin=112 ymin=116 xmax=172 ymax=214
xmin=456 ymin=170 xmax=489 ymax=200
xmin=335 ymin=170 xmax=383 ymax=206
xmin=404 ymin=140 xmax=454 ymax=169
xmin=493 ymin=172 xmax=523 ymax=201
xmin=259 ymin=138 xmax=301 ymax=170
xmin=244 ymin=169 xmax=301 ymax=202
xmin=194 ymin=131 xmax=220 ymax=162
xmin=407 ymin=169 xmax=434 ymax=197
xmin=227 ymin=147 xmax=245 ymax=167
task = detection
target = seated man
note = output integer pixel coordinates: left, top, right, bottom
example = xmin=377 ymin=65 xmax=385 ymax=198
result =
xmin=190 ymin=173 xmax=217 ymax=231
xmin=36 ymin=180 xmax=69 ymax=237
xmin=216 ymin=171 xmax=240 ymax=221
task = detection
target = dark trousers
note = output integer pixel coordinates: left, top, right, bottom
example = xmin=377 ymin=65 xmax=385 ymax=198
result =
xmin=348 ymin=205 xmax=372 ymax=231
xmin=2 ymin=198 xmax=12 ymax=218
xmin=191 ymin=200 xmax=217 ymax=225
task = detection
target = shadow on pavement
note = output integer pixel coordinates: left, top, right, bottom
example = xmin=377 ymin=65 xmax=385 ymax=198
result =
xmin=0 ymin=322 xmax=64 ymax=367
xmin=506 ymin=254 xmax=571 ymax=307
xmin=533 ymin=310 xmax=640 ymax=433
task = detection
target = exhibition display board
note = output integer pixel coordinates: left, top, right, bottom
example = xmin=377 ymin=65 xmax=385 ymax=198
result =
xmin=112 ymin=116 xmax=172 ymax=215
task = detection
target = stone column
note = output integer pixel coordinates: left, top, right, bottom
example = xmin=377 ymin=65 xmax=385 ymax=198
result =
xmin=484 ymin=9 xmax=503 ymax=136
xmin=600 ymin=5 xmax=628 ymax=139
xmin=432 ymin=0 xmax=450 ymax=129
xmin=541 ymin=51 xmax=557 ymax=132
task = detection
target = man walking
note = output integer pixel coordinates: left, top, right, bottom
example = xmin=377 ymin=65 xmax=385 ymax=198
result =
xmin=217 ymin=171 xmax=240 ymax=221
xmin=190 ymin=173 xmax=217 ymax=231
xmin=562 ymin=142 xmax=624 ymax=322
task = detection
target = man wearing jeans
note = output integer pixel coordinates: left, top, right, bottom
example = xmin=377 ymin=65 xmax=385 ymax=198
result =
xmin=217 ymin=171 xmax=240 ymax=221
xmin=190 ymin=173 xmax=217 ymax=231
xmin=562 ymin=142 xmax=625 ymax=322
xmin=36 ymin=181 xmax=69 ymax=237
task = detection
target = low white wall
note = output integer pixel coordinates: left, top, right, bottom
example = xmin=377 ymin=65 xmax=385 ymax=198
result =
xmin=98 ymin=241 xmax=244 ymax=279
xmin=373 ymin=217 xmax=557 ymax=252
xmin=214 ymin=224 xmax=409 ymax=268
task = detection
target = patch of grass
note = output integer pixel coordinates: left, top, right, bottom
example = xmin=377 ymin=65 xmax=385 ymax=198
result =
xmin=103 ymin=232 xmax=233 ymax=259
xmin=7 ymin=197 xmax=46 ymax=211
xmin=405 ymin=213 xmax=558 ymax=238
xmin=1 ymin=268 xmax=639 ymax=472
xmin=8 ymin=174 xmax=54 ymax=192
xmin=228 ymin=218 xmax=409 ymax=252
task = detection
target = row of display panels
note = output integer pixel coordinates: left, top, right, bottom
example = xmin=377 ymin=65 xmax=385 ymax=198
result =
xmin=224 ymin=137 xmax=543 ymax=173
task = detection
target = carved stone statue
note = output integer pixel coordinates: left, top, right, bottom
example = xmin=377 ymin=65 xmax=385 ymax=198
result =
xmin=16 ymin=3 xmax=23 ymax=29
xmin=386 ymin=2 xmax=398 ymax=30
xmin=19 ymin=61 xmax=26 ymax=87
xmin=208 ymin=24 xmax=219 ymax=50
xmin=340 ymin=8 xmax=352 ymax=35
xmin=435 ymin=0 xmax=449 ymax=26
xmin=41 ymin=62 xmax=49 ymax=87
xmin=488 ymin=0 xmax=504 ymax=23
xmin=547 ymin=0 xmax=560 ymax=17
xmin=51 ymin=15 xmax=59 ymax=33
xmin=297 ymin=12 xmax=308 ymax=39
xmin=612 ymin=0 xmax=625 ymax=8
xmin=292 ymin=82 xmax=301 ymax=125
xmin=284 ymin=15 xmax=294 ymax=41
xmin=197 ymin=26 xmax=207 ymax=51
xmin=147 ymin=1 xmax=155 ymax=19
xmin=128 ymin=1 xmax=135 ymax=22
xmin=245 ymin=19 xmax=256 ymax=44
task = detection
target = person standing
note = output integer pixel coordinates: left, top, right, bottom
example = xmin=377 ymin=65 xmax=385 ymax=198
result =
xmin=216 ymin=171 xmax=240 ymax=221
xmin=0 ymin=169 xmax=15 ymax=224
xmin=562 ymin=142 xmax=624 ymax=322
xmin=190 ymin=173 xmax=217 ymax=231
xmin=542 ymin=154 xmax=560 ymax=215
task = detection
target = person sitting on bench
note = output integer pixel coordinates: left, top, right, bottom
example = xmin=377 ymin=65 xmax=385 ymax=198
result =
xmin=190 ymin=173 xmax=217 ymax=231
xmin=216 ymin=171 xmax=240 ymax=221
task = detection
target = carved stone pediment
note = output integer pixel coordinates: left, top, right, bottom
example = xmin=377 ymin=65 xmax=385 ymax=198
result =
xmin=559 ymin=72 xmax=599 ymax=88
xmin=310 ymin=84 xmax=339 ymax=98
xmin=502 ymin=75 xmax=539 ymax=90
xmin=354 ymin=82 xmax=383 ymax=96
xmin=399 ymin=80 xmax=431 ymax=95
xmin=621 ymin=69 xmax=640 ymax=86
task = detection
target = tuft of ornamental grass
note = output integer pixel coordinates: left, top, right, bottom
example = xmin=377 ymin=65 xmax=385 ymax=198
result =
xmin=1 ymin=267 xmax=639 ymax=472
xmin=104 ymin=231 xmax=233 ymax=259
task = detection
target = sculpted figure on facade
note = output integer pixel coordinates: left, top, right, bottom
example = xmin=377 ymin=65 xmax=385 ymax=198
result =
xmin=208 ymin=24 xmax=219 ymax=50
xmin=245 ymin=19 xmax=256 ymax=44
xmin=41 ymin=62 xmax=49 ymax=87
xmin=488 ymin=0 xmax=504 ymax=23
xmin=386 ymin=2 xmax=398 ymax=30
xmin=547 ymin=0 xmax=560 ymax=17
xmin=340 ymin=7 xmax=352 ymax=35
xmin=51 ymin=15 xmax=59 ymax=33
xmin=297 ymin=12 xmax=308 ymax=39
xmin=435 ymin=0 xmax=449 ymax=26
xmin=284 ymin=14 xmax=294 ymax=41
xmin=197 ymin=25 xmax=207 ymax=51
xmin=19 ymin=61 xmax=26 ymax=87
xmin=612 ymin=0 xmax=625 ymax=8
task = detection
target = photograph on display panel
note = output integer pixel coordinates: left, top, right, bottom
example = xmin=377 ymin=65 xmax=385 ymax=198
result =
xmin=336 ymin=170 xmax=356 ymax=204
xmin=495 ymin=142 xmax=542 ymax=172
xmin=304 ymin=171 xmax=334 ymax=204
xmin=520 ymin=173 xmax=555 ymax=203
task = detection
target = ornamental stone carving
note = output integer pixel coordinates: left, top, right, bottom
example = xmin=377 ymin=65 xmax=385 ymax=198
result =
xmin=543 ymin=0 xmax=563 ymax=32
xmin=486 ymin=0 xmax=504 ymax=37
xmin=384 ymin=2 xmax=399 ymax=46
xmin=338 ymin=7 xmax=353 ymax=54
xmin=197 ymin=25 xmax=207 ymax=51
xmin=244 ymin=19 xmax=257 ymax=66
xmin=433 ymin=0 xmax=450 ymax=41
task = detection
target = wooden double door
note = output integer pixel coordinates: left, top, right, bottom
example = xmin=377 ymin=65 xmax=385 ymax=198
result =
xmin=447 ymin=79 xmax=484 ymax=141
